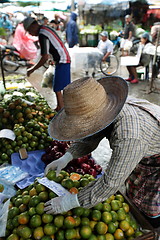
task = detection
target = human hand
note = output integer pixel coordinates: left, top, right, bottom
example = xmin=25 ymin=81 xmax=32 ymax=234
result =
xmin=44 ymin=152 xmax=73 ymax=176
xmin=44 ymin=192 xmax=80 ymax=214
xmin=27 ymin=68 xmax=35 ymax=77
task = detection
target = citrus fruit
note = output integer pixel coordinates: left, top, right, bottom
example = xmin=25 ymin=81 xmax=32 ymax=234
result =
xmin=36 ymin=202 xmax=44 ymax=215
xmin=65 ymin=228 xmax=77 ymax=240
xmin=89 ymin=220 xmax=97 ymax=230
xmin=65 ymin=179 xmax=74 ymax=189
xmin=108 ymin=222 xmax=116 ymax=234
xmin=8 ymin=207 xmax=20 ymax=218
xmin=29 ymin=187 xmax=37 ymax=196
xmin=95 ymin=221 xmax=108 ymax=235
xmin=42 ymin=213 xmax=54 ymax=223
xmin=12 ymin=216 xmax=19 ymax=228
xmin=39 ymin=191 xmax=49 ymax=201
xmin=22 ymin=195 xmax=30 ymax=205
xmin=28 ymin=207 xmax=36 ymax=216
xmin=110 ymin=210 xmax=118 ymax=222
xmin=135 ymin=230 xmax=143 ymax=237
xmin=122 ymin=202 xmax=130 ymax=213
xmin=20 ymin=226 xmax=32 ymax=239
xmin=91 ymin=210 xmax=101 ymax=221
xmin=119 ymin=220 xmax=130 ymax=231
xmin=102 ymin=202 xmax=111 ymax=212
xmin=82 ymin=208 xmax=91 ymax=217
xmin=80 ymin=225 xmax=92 ymax=239
xmin=117 ymin=208 xmax=126 ymax=221
xmin=93 ymin=202 xmax=103 ymax=211
xmin=33 ymin=226 xmax=44 ymax=239
xmin=130 ymin=219 xmax=138 ymax=230
xmin=29 ymin=195 xmax=40 ymax=207
xmin=101 ymin=211 xmax=112 ymax=224
xmin=115 ymin=194 xmax=124 ymax=203
xmin=110 ymin=200 xmax=120 ymax=211
xmin=44 ymin=223 xmax=57 ymax=235
xmin=81 ymin=217 xmax=90 ymax=226
xmin=70 ymin=173 xmax=81 ymax=181
xmin=69 ymin=187 xmax=79 ymax=194
xmin=36 ymin=183 xmax=46 ymax=193
xmin=30 ymin=214 xmax=42 ymax=228
xmin=88 ymin=233 xmax=97 ymax=240
xmin=114 ymin=229 xmax=124 ymax=240
xmin=6 ymin=233 xmax=19 ymax=240
xmin=80 ymin=178 xmax=89 ymax=187
xmin=74 ymin=216 xmax=81 ymax=227
xmin=96 ymin=235 xmax=106 ymax=240
xmin=18 ymin=212 xmax=29 ymax=225
xmin=46 ymin=170 xmax=56 ymax=180
xmin=72 ymin=207 xmax=84 ymax=217
xmin=125 ymin=226 xmax=135 ymax=237
xmin=19 ymin=203 xmax=27 ymax=212
xmin=56 ymin=229 xmax=65 ymax=240
xmin=54 ymin=215 xmax=64 ymax=228
xmin=64 ymin=216 xmax=76 ymax=229
xmin=105 ymin=233 xmax=114 ymax=240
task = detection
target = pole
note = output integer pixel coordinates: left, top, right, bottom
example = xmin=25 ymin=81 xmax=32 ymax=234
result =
xmin=149 ymin=27 xmax=160 ymax=92
xmin=0 ymin=46 xmax=6 ymax=90
xmin=71 ymin=0 xmax=75 ymax=11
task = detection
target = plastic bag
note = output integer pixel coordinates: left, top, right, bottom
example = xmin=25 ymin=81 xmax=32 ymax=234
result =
xmin=0 ymin=164 xmax=28 ymax=184
xmin=0 ymin=199 xmax=10 ymax=237
xmin=41 ymin=64 xmax=54 ymax=88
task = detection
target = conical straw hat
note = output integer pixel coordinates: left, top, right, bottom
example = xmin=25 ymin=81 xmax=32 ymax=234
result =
xmin=48 ymin=76 xmax=128 ymax=141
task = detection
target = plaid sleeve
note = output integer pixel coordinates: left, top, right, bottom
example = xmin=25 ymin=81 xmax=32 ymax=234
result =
xmin=77 ymin=138 xmax=147 ymax=208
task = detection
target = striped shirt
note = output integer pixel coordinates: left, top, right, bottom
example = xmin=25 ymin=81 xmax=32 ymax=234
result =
xmin=39 ymin=26 xmax=71 ymax=64
xmin=67 ymin=97 xmax=160 ymax=209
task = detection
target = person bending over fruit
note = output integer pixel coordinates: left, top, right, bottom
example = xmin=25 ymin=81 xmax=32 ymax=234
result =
xmin=44 ymin=76 xmax=160 ymax=228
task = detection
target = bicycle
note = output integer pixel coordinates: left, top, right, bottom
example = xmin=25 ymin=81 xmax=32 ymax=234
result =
xmin=99 ymin=54 xmax=119 ymax=76
xmin=0 ymin=45 xmax=35 ymax=73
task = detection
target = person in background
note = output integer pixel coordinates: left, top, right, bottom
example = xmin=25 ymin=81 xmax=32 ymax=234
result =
xmin=120 ymin=15 xmax=136 ymax=56
xmin=97 ymin=31 xmax=114 ymax=61
xmin=12 ymin=21 xmax=38 ymax=63
xmin=44 ymin=76 xmax=160 ymax=229
xmin=23 ymin=17 xmax=71 ymax=112
xmin=151 ymin=22 xmax=160 ymax=45
xmin=50 ymin=14 xmax=61 ymax=31
xmin=66 ymin=12 xmax=79 ymax=48
xmin=125 ymin=32 xmax=153 ymax=84
xmin=41 ymin=16 xmax=49 ymax=26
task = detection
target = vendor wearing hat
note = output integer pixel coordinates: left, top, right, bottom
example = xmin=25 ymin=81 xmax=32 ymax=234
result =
xmin=23 ymin=17 xmax=71 ymax=112
xmin=44 ymin=76 xmax=160 ymax=228
xmin=97 ymin=31 xmax=114 ymax=61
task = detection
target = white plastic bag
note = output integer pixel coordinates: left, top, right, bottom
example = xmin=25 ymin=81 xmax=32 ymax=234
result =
xmin=41 ymin=64 xmax=55 ymax=88
xmin=0 ymin=199 xmax=10 ymax=237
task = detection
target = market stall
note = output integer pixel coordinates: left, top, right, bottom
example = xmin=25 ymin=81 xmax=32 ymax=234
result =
xmin=0 ymin=76 xmax=159 ymax=240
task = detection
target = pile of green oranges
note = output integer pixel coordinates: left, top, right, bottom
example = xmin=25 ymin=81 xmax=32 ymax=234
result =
xmin=3 ymin=170 xmax=144 ymax=240
xmin=0 ymin=88 xmax=56 ymax=165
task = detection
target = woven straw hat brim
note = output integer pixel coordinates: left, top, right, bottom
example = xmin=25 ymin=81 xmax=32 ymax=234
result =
xmin=48 ymin=76 xmax=128 ymax=141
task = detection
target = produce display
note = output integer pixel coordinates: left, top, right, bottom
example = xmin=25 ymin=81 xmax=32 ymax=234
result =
xmin=3 ymin=170 xmax=144 ymax=240
xmin=41 ymin=141 xmax=102 ymax=178
xmin=0 ymin=88 xmax=55 ymax=165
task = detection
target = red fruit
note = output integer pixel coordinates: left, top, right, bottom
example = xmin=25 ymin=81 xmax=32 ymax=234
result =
xmin=81 ymin=163 xmax=91 ymax=173
xmin=76 ymin=168 xmax=85 ymax=175
xmin=93 ymin=164 xmax=102 ymax=174
xmin=88 ymin=168 xmax=97 ymax=177
xmin=77 ymin=157 xmax=86 ymax=165
xmin=86 ymin=158 xmax=95 ymax=167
